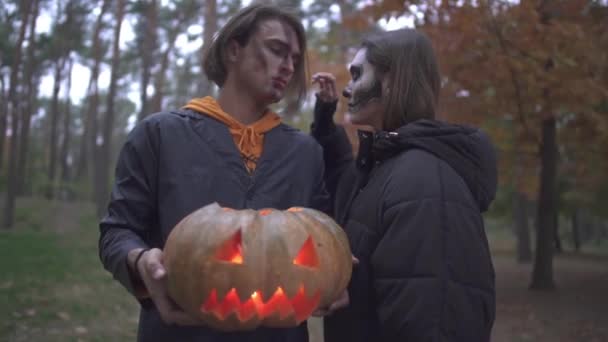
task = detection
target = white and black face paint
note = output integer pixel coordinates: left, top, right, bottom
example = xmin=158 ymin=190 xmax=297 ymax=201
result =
xmin=344 ymin=49 xmax=382 ymax=114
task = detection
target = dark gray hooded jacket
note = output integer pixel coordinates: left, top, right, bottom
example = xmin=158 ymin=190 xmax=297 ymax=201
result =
xmin=99 ymin=109 xmax=329 ymax=342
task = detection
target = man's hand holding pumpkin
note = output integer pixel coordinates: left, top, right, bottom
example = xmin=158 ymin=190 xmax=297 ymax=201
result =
xmin=129 ymin=248 xmax=199 ymax=325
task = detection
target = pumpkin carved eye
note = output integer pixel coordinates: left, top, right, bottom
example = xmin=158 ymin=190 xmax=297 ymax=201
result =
xmin=216 ymin=230 xmax=243 ymax=264
xmin=293 ymin=236 xmax=319 ymax=268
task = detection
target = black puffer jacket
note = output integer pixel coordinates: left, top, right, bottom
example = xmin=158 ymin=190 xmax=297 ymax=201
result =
xmin=312 ymin=106 xmax=497 ymax=341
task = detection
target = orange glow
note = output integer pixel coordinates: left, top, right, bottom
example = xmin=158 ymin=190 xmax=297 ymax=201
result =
xmin=291 ymin=285 xmax=322 ymax=322
xmin=258 ymin=209 xmax=273 ymax=216
xmin=260 ymin=287 xmax=292 ymax=319
xmin=293 ymin=236 xmax=319 ymax=268
xmin=230 ymin=252 xmax=243 ymax=264
xmin=201 ymin=286 xmax=321 ymax=323
xmin=216 ymin=230 xmax=243 ymax=264
xmin=222 ymin=207 xmax=234 ymax=212
xmin=287 ymin=207 xmax=303 ymax=212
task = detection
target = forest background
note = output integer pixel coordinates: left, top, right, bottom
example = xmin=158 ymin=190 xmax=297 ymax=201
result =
xmin=1 ymin=0 xmax=607 ymax=341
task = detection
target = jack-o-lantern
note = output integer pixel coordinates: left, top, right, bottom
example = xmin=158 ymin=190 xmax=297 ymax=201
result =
xmin=163 ymin=202 xmax=352 ymax=331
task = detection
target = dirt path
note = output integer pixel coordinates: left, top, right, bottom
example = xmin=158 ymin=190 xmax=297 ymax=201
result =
xmin=492 ymin=254 xmax=608 ymax=342
xmin=309 ymin=254 xmax=608 ymax=342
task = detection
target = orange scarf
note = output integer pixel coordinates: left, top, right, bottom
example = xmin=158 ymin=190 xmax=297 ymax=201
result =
xmin=183 ymin=96 xmax=281 ymax=173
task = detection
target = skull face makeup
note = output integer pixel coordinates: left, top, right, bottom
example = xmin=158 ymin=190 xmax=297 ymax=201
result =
xmin=343 ymin=48 xmax=385 ymax=130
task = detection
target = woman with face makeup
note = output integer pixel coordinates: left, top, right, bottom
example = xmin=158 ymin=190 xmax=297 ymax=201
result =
xmin=311 ymin=29 xmax=497 ymax=342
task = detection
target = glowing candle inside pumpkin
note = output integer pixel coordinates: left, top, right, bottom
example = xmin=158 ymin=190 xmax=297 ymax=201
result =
xmin=216 ymin=230 xmax=243 ymax=264
xmin=202 ymin=286 xmax=321 ymax=322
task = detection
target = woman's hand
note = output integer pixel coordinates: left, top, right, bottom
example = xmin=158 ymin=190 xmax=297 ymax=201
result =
xmin=312 ymin=72 xmax=338 ymax=103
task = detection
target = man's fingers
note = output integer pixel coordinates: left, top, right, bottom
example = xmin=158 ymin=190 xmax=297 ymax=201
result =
xmin=140 ymin=249 xmax=167 ymax=280
xmin=352 ymin=255 xmax=360 ymax=265
xmin=153 ymin=291 xmax=199 ymax=325
xmin=149 ymin=262 xmax=166 ymax=279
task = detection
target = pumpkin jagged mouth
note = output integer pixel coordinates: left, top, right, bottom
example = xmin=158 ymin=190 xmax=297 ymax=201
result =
xmin=201 ymin=285 xmax=321 ymax=323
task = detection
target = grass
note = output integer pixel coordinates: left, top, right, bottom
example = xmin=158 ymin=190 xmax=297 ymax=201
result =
xmin=0 ymin=198 xmax=138 ymax=342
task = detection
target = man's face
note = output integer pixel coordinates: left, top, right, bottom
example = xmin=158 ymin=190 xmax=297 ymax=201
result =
xmin=231 ymin=19 xmax=301 ymax=105
xmin=343 ymin=48 xmax=384 ymax=130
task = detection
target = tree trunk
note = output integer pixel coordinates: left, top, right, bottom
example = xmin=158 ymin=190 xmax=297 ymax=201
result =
xmin=95 ymin=0 xmax=125 ymax=217
xmin=60 ymin=57 xmax=73 ymax=184
xmin=512 ymin=129 xmax=532 ymax=263
xmin=3 ymin=0 xmax=32 ymax=229
xmin=571 ymin=209 xmax=581 ymax=252
xmin=198 ymin=0 xmax=217 ymax=96
xmin=150 ymin=29 xmax=179 ymax=113
xmin=137 ymin=0 xmax=158 ymax=122
xmin=554 ymin=210 xmax=562 ymax=254
xmin=530 ymin=1 xmax=557 ymax=290
xmin=17 ymin=0 xmax=40 ymax=196
xmin=530 ymin=115 xmax=557 ymax=290
xmin=46 ymin=58 xmax=66 ymax=199
xmin=0 ymin=73 xmax=7 ymax=170
xmin=514 ymin=191 xmax=532 ymax=263
xmin=75 ymin=0 xmax=110 ymax=183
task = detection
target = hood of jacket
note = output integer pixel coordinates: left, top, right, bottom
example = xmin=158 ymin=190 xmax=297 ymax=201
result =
xmin=361 ymin=119 xmax=498 ymax=212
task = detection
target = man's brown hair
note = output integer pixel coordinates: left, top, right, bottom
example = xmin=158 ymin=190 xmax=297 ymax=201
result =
xmin=362 ymin=29 xmax=440 ymax=131
xmin=203 ymin=4 xmax=307 ymax=113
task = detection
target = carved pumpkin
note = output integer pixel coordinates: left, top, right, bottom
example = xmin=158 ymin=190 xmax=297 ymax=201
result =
xmin=163 ymin=202 xmax=352 ymax=331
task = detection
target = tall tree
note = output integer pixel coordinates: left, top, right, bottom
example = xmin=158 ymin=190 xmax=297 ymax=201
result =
xmin=75 ymin=0 xmax=110 ymax=183
xmin=46 ymin=0 xmax=87 ymax=199
xmin=59 ymin=57 xmax=73 ymax=184
xmin=150 ymin=0 xmax=200 ymax=113
xmin=135 ymin=0 xmax=159 ymax=121
xmin=0 ymin=7 xmax=16 ymax=170
xmin=3 ymin=0 xmax=33 ymax=228
xmin=17 ymin=0 xmax=41 ymax=196
xmin=46 ymin=54 xmax=66 ymax=199
xmin=198 ymin=0 xmax=217 ymax=97
xmin=0 ymin=68 xmax=7 ymax=170
xmin=95 ymin=0 xmax=126 ymax=217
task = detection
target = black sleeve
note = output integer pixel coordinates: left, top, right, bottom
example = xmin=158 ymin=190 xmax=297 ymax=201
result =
xmin=311 ymin=96 xmax=337 ymax=137
xmin=310 ymin=98 xmax=354 ymax=204
xmin=309 ymin=143 xmax=332 ymax=215
xmin=98 ymin=119 xmax=159 ymax=297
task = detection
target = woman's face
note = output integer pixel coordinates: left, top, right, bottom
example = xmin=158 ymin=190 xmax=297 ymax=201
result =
xmin=343 ymin=48 xmax=385 ymax=131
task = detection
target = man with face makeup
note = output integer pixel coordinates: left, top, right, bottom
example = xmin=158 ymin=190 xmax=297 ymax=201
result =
xmin=98 ymin=4 xmax=328 ymax=342
xmin=311 ymin=29 xmax=497 ymax=341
